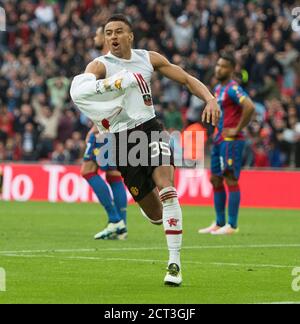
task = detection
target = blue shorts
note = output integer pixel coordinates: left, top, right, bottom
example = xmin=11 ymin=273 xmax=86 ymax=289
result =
xmin=211 ymin=140 xmax=245 ymax=179
xmin=83 ymin=133 xmax=116 ymax=172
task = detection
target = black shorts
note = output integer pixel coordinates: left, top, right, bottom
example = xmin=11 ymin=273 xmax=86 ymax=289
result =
xmin=114 ymin=118 xmax=174 ymax=202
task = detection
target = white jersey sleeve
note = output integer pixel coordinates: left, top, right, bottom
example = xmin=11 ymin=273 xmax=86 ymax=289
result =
xmin=70 ymin=73 xmax=126 ymax=132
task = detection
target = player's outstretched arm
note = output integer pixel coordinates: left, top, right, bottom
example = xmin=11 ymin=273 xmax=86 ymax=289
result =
xmin=71 ymin=60 xmax=139 ymax=104
xmin=150 ymin=51 xmax=221 ymax=126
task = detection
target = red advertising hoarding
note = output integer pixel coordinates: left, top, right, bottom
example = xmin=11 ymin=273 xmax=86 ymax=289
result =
xmin=0 ymin=164 xmax=299 ymax=209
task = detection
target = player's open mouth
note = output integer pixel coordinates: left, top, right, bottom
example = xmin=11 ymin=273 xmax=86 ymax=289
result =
xmin=112 ymin=42 xmax=120 ymax=50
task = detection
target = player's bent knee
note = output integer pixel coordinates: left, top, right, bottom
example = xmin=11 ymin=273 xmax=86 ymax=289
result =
xmin=155 ymin=180 xmax=174 ymax=192
xmin=152 ymin=166 xmax=175 ymax=191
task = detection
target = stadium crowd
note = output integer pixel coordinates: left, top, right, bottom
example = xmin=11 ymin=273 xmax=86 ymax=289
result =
xmin=0 ymin=0 xmax=300 ymax=167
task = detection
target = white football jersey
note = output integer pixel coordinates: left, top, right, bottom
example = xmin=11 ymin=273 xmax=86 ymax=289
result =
xmin=95 ymin=49 xmax=156 ymax=133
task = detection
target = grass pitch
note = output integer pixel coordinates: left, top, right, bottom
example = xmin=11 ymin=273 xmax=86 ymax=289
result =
xmin=0 ymin=201 xmax=300 ymax=304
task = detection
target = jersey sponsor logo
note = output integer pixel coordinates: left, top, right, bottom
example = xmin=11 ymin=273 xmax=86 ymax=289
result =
xmin=227 ymin=159 xmax=233 ymax=166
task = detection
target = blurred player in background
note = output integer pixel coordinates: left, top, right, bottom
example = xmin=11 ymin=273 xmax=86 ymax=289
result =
xmin=81 ymin=27 xmax=128 ymax=240
xmin=199 ymin=53 xmax=255 ymax=235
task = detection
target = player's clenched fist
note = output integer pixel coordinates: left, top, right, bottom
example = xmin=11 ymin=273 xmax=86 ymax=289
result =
xmin=96 ymin=69 xmax=145 ymax=94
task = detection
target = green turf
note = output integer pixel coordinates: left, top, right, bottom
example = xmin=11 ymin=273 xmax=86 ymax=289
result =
xmin=0 ymin=201 xmax=300 ymax=304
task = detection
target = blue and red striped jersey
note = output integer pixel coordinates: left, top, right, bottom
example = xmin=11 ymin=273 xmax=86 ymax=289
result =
xmin=214 ymin=80 xmax=249 ymax=143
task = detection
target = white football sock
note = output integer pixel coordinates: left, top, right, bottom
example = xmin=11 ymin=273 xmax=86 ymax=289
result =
xmin=160 ymin=187 xmax=183 ymax=268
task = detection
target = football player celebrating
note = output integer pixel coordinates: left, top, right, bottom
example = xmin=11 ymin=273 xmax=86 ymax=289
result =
xmin=199 ymin=53 xmax=255 ymax=235
xmin=71 ymin=15 xmax=220 ymax=286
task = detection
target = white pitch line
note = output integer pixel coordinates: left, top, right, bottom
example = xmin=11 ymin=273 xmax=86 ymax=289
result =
xmin=64 ymin=256 xmax=300 ymax=269
xmin=0 ymin=254 xmax=57 ymax=259
xmin=0 ymin=248 xmax=96 ymax=255
xmin=0 ymin=243 xmax=300 ymax=255
xmin=259 ymin=302 xmax=300 ymax=305
xmin=185 ymin=244 xmax=300 ymax=250
xmin=64 ymin=256 xmax=299 ymax=269
xmin=1 ymin=253 xmax=297 ymax=270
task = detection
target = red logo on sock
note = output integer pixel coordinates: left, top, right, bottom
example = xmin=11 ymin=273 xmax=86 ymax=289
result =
xmin=168 ymin=218 xmax=179 ymax=227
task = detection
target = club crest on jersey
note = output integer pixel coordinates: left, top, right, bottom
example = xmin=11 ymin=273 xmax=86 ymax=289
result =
xmin=228 ymin=159 xmax=233 ymax=166
xmin=93 ymin=148 xmax=100 ymax=156
xmin=143 ymin=94 xmax=153 ymax=106
xmin=133 ymin=73 xmax=153 ymax=106
xmin=130 ymin=187 xmax=139 ymax=197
